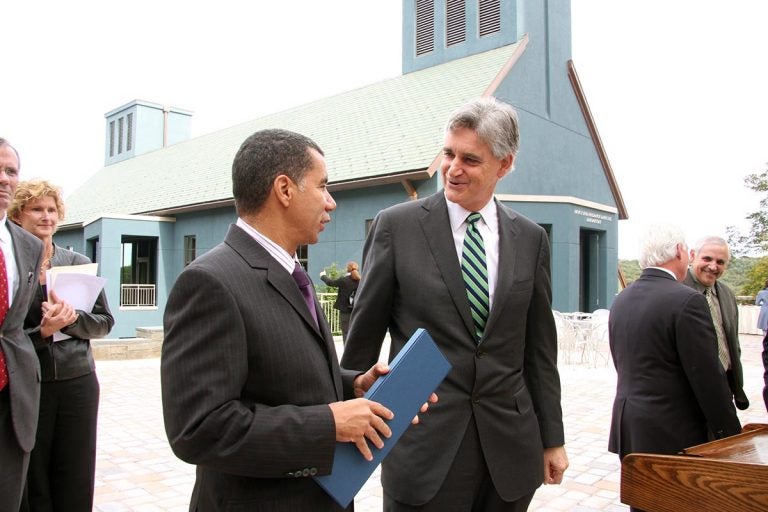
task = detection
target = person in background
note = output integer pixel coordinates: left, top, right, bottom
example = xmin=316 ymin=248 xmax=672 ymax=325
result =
xmin=683 ymin=236 xmax=749 ymax=410
xmin=756 ymin=279 xmax=768 ymax=336
xmin=756 ymin=280 xmax=768 ymax=411
xmin=10 ymin=179 xmax=114 ymax=512
xmin=320 ymin=261 xmax=360 ymax=343
xmin=608 ymin=225 xmax=741 ymax=511
xmin=342 ymin=97 xmax=568 ymax=511
xmin=0 ymin=138 xmax=45 ymax=512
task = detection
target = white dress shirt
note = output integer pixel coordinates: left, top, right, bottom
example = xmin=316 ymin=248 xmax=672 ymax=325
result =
xmin=236 ymin=218 xmax=299 ymax=274
xmin=446 ymin=198 xmax=499 ymax=310
xmin=0 ymin=216 xmax=19 ymax=304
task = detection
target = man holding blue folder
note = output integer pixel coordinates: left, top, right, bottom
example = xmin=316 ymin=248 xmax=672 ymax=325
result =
xmin=343 ymin=97 xmax=569 ymax=511
xmin=162 ymin=129 xmax=398 ymax=511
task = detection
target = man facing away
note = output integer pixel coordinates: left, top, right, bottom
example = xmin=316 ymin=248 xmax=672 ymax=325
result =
xmin=608 ymin=225 xmax=741 ymax=511
xmin=161 ymin=129 xmax=401 ymax=511
xmin=683 ymin=236 xmax=749 ymax=410
xmin=342 ymin=97 xmax=568 ymax=511
xmin=0 ymin=138 xmax=44 ymax=512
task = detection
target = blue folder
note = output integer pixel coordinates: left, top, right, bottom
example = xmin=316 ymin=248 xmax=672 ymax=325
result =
xmin=314 ymin=328 xmax=452 ymax=508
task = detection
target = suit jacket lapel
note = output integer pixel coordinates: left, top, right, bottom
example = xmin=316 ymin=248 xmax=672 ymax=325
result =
xmin=7 ymin=221 xmax=38 ymax=312
xmin=715 ymin=281 xmax=735 ymax=342
xmin=224 ymin=226 xmax=337 ymax=366
xmin=484 ymin=201 xmax=520 ymax=335
xmin=419 ymin=193 xmax=476 ymax=340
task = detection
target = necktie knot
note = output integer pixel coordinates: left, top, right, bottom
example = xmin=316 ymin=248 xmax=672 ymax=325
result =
xmin=466 ymin=212 xmax=482 ymax=227
xmin=292 ymin=262 xmax=311 ymax=288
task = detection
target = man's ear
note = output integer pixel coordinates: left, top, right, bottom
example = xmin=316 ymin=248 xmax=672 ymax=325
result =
xmin=273 ymin=174 xmax=293 ymax=207
xmin=498 ymin=154 xmax=515 ymax=178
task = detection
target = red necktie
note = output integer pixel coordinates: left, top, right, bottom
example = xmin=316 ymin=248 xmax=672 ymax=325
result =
xmin=0 ymin=245 xmax=10 ymax=391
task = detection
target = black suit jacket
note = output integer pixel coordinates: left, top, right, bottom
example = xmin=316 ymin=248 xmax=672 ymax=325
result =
xmin=341 ymin=192 xmax=563 ymax=504
xmin=320 ymin=274 xmax=358 ymax=312
xmin=161 ymin=225 xmax=358 ymax=511
xmin=608 ymin=268 xmax=741 ymax=458
xmin=683 ymin=270 xmax=749 ymax=409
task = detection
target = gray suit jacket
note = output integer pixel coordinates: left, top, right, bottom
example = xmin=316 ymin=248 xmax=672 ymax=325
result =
xmin=609 ymin=268 xmax=741 ymax=458
xmin=683 ymin=270 xmax=749 ymax=409
xmin=161 ymin=225 xmax=357 ymax=512
xmin=2 ymin=220 xmax=44 ymax=452
xmin=341 ymin=192 xmax=563 ymax=505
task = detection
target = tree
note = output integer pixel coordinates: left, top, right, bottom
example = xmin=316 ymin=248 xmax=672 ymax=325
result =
xmin=727 ymin=165 xmax=768 ymax=256
xmin=742 ymin=256 xmax=768 ymax=297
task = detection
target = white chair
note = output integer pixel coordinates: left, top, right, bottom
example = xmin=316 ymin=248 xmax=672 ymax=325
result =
xmin=553 ymin=310 xmax=578 ymax=365
xmin=588 ymin=309 xmax=611 ymax=367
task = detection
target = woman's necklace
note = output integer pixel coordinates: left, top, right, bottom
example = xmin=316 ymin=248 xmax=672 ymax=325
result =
xmin=40 ymin=244 xmax=55 ymax=282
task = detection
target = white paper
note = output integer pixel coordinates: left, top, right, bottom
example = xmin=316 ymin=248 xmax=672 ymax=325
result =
xmin=46 ymin=266 xmax=106 ymax=342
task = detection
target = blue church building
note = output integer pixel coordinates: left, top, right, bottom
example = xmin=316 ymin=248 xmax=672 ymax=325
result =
xmin=57 ymin=0 xmax=626 ymax=338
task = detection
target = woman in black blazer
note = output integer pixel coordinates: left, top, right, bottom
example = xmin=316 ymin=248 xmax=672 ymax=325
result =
xmin=10 ymin=179 xmax=114 ymax=512
xmin=320 ymin=261 xmax=360 ymax=344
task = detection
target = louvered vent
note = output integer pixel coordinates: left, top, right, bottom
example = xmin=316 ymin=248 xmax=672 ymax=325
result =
xmin=416 ymin=0 xmax=435 ymax=55
xmin=479 ymin=0 xmax=501 ymax=36
xmin=446 ymin=0 xmax=466 ymax=47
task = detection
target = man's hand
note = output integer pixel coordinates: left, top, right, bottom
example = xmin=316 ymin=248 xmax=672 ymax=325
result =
xmin=353 ymin=362 xmax=439 ymax=425
xmin=329 ymin=399 xmax=393 ymax=461
xmin=353 ymin=362 xmax=390 ymax=397
xmin=543 ymin=446 xmax=569 ymax=484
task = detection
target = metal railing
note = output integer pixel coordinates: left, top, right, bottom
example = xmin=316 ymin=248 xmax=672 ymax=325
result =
xmin=121 ymin=284 xmax=157 ymax=307
xmin=317 ymin=292 xmax=340 ymax=335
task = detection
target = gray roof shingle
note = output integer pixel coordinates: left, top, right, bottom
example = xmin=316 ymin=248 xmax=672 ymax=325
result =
xmin=63 ymin=42 xmax=521 ymax=226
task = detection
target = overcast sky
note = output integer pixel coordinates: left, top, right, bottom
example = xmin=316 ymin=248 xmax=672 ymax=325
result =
xmin=2 ymin=1 xmax=766 ymax=259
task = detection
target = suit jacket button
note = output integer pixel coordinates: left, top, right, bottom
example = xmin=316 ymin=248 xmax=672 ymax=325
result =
xmin=302 ymin=468 xmax=310 ymax=477
xmin=309 ymin=467 xmax=318 ymax=476
xmin=476 ymin=349 xmax=485 ymax=358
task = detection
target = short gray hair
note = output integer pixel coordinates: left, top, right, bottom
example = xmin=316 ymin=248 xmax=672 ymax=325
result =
xmin=444 ymin=97 xmax=520 ymax=159
xmin=638 ymin=224 xmax=687 ymax=269
xmin=692 ymin=236 xmax=730 ymax=261
xmin=0 ymin=138 xmax=20 ymax=169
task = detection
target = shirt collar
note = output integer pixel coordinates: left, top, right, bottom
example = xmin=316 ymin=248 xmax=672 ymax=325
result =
xmin=446 ymin=196 xmax=497 ymax=233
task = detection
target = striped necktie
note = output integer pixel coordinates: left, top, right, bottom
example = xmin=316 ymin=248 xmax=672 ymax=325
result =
xmin=461 ymin=212 xmax=489 ymax=342
xmin=704 ymin=287 xmax=730 ymax=370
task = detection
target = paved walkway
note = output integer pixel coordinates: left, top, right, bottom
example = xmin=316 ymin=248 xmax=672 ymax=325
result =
xmin=93 ymin=334 xmax=767 ymax=511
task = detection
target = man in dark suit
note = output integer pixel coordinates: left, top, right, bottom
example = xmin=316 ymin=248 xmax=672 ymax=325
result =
xmin=342 ymin=97 xmax=568 ymax=511
xmin=608 ymin=225 xmax=741 ymax=473
xmin=0 ymin=138 xmax=44 ymax=512
xmin=161 ymin=129 xmax=398 ymax=511
xmin=683 ymin=236 xmax=749 ymax=410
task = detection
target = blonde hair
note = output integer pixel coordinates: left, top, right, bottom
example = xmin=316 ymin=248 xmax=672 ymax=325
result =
xmin=9 ymin=179 xmax=66 ymax=222
xmin=346 ymin=261 xmax=361 ymax=281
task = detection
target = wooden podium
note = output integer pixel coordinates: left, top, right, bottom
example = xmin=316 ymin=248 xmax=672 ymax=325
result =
xmin=621 ymin=424 xmax=768 ymax=511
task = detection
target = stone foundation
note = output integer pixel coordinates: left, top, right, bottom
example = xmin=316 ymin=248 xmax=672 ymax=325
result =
xmin=92 ymin=326 xmax=163 ymax=360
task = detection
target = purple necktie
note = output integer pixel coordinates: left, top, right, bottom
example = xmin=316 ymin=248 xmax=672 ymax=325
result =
xmin=292 ymin=262 xmax=318 ymax=328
